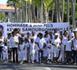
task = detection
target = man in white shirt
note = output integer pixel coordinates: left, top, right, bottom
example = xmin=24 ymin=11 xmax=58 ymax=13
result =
xmin=38 ymin=33 xmax=45 ymax=63
xmin=12 ymin=28 xmax=20 ymax=63
xmin=72 ymin=29 xmax=77 ymax=64
xmin=64 ymin=35 xmax=72 ymax=64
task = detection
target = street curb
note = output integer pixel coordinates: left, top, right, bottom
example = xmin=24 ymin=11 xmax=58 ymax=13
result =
xmin=0 ymin=63 xmax=77 ymax=69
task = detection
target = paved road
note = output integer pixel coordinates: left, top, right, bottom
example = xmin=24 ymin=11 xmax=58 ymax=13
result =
xmin=0 ymin=63 xmax=77 ymax=70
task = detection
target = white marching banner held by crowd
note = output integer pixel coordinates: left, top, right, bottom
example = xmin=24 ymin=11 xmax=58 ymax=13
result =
xmin=0 ymin=22 xmax=69 ymax=37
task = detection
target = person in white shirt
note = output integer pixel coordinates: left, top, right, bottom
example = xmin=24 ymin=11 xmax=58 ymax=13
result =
xmin=58 ymin=32 xmax=67 ymax=64
xmin=38 ymin=33 xmax=46 ymax=63
xmin=18 ymin=37 xmax=25 ymax=64
xmin=0 ymin=31 xmax=5 ymax=61
xmin=2 ymin=42 xmax=8 ymax=63
xmin=72 ymin=30 xmax=77 ymax=64
xmin=34 ymin=42 xmax=39 ymax=63
xmin=12 ymin=28 xmax=20 ymax=63
xmin=43 ymin=43 xmax=47 ymax=63
xmin=59 ymin=31 xmax=68 ymax=63
xmin=7 ymin=33 xmax=13 ymax=62
xmin=30 ymin=39 xmax=36 ymax=63
xmin=24 ymin=37 xmax=30 ymax=62
xmin=65 ymin=35 xmax=72 ymax=64
xmin=53 ymin=33 xmax=61 ymax=63
xmin=47 ymin=40 xmax=54 ymax=64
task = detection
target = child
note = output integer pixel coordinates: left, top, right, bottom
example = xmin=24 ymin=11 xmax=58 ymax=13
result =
xmin=2 ymin=42 xmax=8 ymax=63
xmin=18 ymin=37 xmax=25 ymax=64
xmin=43 ymin=43 xmax=47 ymax=63
xmin=24 ymin=38 xmax=30 ymax=62
xmin=34 ymin=42 xmax=39 ymax=63
xmin=30 ymin=39 xmax=36 ymax=63
xmin=47 ymin=40 xmax=54 ymax=64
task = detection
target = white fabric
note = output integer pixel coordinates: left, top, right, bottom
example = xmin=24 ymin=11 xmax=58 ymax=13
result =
xmin=43 ymin=47 xmax=48 ymax=57
xmin=0 ymin=36 xmax=5 ymax=46
xmin=62 ymin=36 xmax=68 ymax=45
xmin=73 ymin=39 xmax=77 ymax=50
xmin=2 ymin=46 xmax=8 ymax=60
xmin=65 ymin=40 xmax=72 ymax=51
xmin=13 ymin=35 xmax=19 ymax=48
xmin=8 ymin=37 xmax=15 ymax=48
xmin=18 ymin=43 xmax=25 ymax=61
xmin=39 ymin=38 xmax=46 ymax=49
xmin=54 ymin=38 xmax=61 ymax=48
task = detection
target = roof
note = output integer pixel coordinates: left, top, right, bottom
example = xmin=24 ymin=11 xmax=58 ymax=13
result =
xmin=0 ymin=4 xmax=14 ymax=10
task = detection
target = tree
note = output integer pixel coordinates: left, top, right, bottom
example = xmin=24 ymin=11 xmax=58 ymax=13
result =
xmin=7 ymin=0 xmax=19 ymax=22
xmin=0 ymin=13 xmax=5 ymax=22
xmin=71 ymin=0 xmax=76 ymax=28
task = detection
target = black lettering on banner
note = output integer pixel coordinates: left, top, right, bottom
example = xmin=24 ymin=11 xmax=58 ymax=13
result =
xmin=7 ymin=28 xmax=13 ymax=31
xmin=44 ymin=24 xmax=53 ymax=27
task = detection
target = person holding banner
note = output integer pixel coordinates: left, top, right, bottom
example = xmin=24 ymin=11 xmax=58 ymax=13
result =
xmin=12 ymin=28 xmax=20 ymax=63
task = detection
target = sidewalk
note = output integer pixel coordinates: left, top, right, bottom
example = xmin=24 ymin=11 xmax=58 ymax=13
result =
xmin=0 ymin=63 xmax=77 ymax=69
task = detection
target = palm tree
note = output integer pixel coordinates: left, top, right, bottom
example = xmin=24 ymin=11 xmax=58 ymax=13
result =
xmin=71 ymin=0 xmax=76 ymax=28
xmin=67 ymin=0 xmax=69 ymax=22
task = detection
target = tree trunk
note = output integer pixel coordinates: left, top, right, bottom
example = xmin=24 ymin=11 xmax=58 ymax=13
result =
xmin=52 ymin=1 xmax=54 ymax=22
xmin=55 ymin=0 xmax=59 ymax=22
xmin=26 ymin=1 xmax=28 ymax=22
xmin=67 ymin=0 xmax=69 ymax=22
xmin=45 ymin=9 xmax=48 ymax=23
xmin=62 ymin=0 xmax=64 ymax=22
xmin=71 ymin=0 xmax=76 ymax=28
xmin=40 ymin=0 xmax=44 ymax=23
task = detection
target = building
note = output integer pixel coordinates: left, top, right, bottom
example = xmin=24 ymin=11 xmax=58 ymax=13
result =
xmin=0 ymin=4 xmax=15 ymax=22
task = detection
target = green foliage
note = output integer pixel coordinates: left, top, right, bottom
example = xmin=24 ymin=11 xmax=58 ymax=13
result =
xmin=44 ymin=0 xmax=53 ymax=10
xmin=0 ymin=13 xmax=5 ymax=22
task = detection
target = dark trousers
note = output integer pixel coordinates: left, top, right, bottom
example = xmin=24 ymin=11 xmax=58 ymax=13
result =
xmin=38 ymin=49 xmax=43 ymax=63
xmin=8 ymin=48 xmax=12 ymax=61
xmin=65 ymin=51 xmax=72 ymax=63
xmin=12 ymin=47 xmax=18 ymax=63
xmin=0 ymin=46 xmax=2 ymax=60
xmin=73 ymin=50 xmax=77 ymax=63
xmin=27 ymin=47 xmax=30 ymax=62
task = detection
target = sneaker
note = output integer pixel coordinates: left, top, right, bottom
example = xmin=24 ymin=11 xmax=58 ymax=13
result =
xmin=20 ymin=61 xmax=23 ymax=64
xmin=32 ymin=61 xmax=34 ymax=64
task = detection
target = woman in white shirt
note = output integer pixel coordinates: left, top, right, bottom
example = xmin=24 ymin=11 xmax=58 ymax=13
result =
xmin=53 ymin=33 xmax=61 ymax=63
xmin=18 ymin=37 xmax=25 ymax=64
xmin=30 ymin=39 xmax=36 ymax=63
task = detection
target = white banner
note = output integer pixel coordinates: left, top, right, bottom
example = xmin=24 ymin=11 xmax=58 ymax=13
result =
xmin=0 ymin=22 xmax=70 ymax=37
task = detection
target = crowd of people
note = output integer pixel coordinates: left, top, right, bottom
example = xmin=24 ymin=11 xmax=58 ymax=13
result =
xmin=0 ymin=27 xmax=77 ymax=65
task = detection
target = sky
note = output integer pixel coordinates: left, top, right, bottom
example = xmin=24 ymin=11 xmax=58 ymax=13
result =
xmin=0 ymin=0 xmax=7 ymax=4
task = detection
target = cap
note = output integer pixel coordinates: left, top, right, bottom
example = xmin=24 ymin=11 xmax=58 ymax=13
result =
xmin=73 ymin=28 xmax=77 ymax=32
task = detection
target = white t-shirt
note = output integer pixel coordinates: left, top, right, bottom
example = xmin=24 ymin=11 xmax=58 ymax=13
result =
xmin=65 ymin=40 xmax=72 ymax=51
xmin=19 ymin=43 xmax=25 ymax=50
xmin=24 ymin=42 xmax=30 ymax=48
xmin=30 ymin=43 xmax=35 ymax=54
xmin=62 ymin=36 xmax=68 ymax=46
xmin=54 ymin=37 xmax=61 ymax=48
xmin=13 ymin=35 xmax=19 ymax=48
xmin=73 ymin=39 xmax=77 ymax=50
xmin=39 ymin=38 xmax=46 ymax=49
xmin=0 ymin=36 xmax=5 ymax=46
